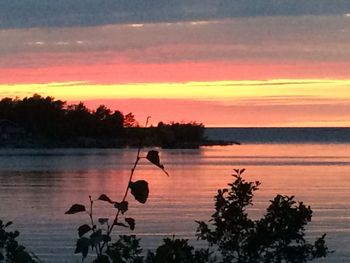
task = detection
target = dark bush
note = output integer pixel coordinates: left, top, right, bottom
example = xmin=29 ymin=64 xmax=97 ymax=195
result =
xmin=196 ymin=169 xmax=330 ymax=263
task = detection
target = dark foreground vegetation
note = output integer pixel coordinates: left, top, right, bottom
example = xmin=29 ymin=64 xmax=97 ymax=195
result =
xmin=0 ymin=95 xmax=210 ymax=148
xmin=1 ymin=168 xmax=330 ymax=262
xmin=65 ymin=157 xmax=330 ymax=263
xmin=66 ymin=142 xmax=328 ymax=263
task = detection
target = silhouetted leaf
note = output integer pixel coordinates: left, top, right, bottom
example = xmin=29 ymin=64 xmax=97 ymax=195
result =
xmin=98 ymin=218 xmax=109 ymax=225
xmin=90 ymin=230 xmax=103 ymax=247
xmin=146 ymin=150 xmax=162 ymax=167
xmin=5 ymin=221 xmax=12 ymax=227
xmin=14 ymin=251 xmax=33 ymax=262
xmin=114 ymin=201 xmax=128 ymax=214
xmin=13 ymin=230 xmax=19 ymax=238
xmin=102 ymin=234 xmax=111 ymax=243
xmin=113 ymin=220 xmax=128 ymax=228
xmin=78 ymin=224 xmax=91 ymax=237
xmin=75 ymin=237 xmax=90 ymax=259
xmin=98 ymin=194 xmax=114 ymax=204
xmin=146 ymin=150 xmax=169 ymax=176
xmin=65 ymin=204 xmax=86 ymax=214
xmin=95 ymin=255 xmax=110 ymax=263
xmin=129 ymin=180 xmax=149 ymax=204
xmin=240 ymin=169 xmax=246 ymax=174
xmin=125 ymin=218 xmax=135 ymax=230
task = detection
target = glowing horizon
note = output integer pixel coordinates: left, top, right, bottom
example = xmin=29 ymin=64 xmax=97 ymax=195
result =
xmin=1 ymin=79 xmax=350 ymax=127
xmin=1 ymin=13 xmax=350 ymax=127
xmin=1 ymin=79 xmax=350 ymax=100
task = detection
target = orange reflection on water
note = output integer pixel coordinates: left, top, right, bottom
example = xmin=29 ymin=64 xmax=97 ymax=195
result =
xmin=0 ymin=145 xmax=349 ymax=261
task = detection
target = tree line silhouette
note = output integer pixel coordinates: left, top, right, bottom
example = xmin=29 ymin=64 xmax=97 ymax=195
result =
xmin=0 ymin=94 xmax=205 ymax=148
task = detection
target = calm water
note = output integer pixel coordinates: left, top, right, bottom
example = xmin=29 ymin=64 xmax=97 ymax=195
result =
xmin=205 ymin=127 xmax=350 ymax=143
xmin=0 ymin=144 xmax=350 ymax=262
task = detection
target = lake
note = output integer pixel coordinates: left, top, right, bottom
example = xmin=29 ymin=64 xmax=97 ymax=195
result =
xmin=0 ymin=143 xmax=350 ymax=262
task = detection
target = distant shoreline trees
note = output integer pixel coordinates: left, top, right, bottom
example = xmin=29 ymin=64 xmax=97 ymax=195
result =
xmin=0 ymin=94 xmax=205 ymax=148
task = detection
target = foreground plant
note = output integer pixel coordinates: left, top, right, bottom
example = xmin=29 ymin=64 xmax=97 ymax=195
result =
xmin=0 ymin=220 xmax=38 ymax=263
xmin=66 ymin=149 xmax=167 ymax=262
xmin=65 ymin=140 xmax=168 ymax=262
xmin=196 ymin=169 xmax=331 ymax=263
xmin=111 ymin=168 xmax=330 ymax=263
xmin=66 ymin=153 xmax=331 ymax=263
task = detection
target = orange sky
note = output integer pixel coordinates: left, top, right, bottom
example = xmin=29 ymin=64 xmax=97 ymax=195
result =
xmin=1 ymin=16 xmax=350 ymax=126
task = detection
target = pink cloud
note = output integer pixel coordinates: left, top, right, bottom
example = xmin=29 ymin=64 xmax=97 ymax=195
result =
xmin=1 ymin=60 xmax=350 ymax=84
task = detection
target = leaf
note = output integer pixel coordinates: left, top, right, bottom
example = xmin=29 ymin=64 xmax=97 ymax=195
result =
xmin=102 ymin=234 xmax=111 ymax=242
xmin=13 ymin=230 xmax=19 ymax=238
xmin=129 ymin=180 xmax=149 ymax=204
xmin=78 ymin=224 xmax=92 ymax=237
xmin=90 ymin=230 xmax=103 ymax=247
xmin=146 ymin=150 xmax=169 ymax=176
xmin=75 ymin=237 xmax=90 ymax=259
xmin=125 ymin=218 xmax=136 ymax=230
xmin=14 ymin=251 xmax=33 ymax=262
xmin=240 ymin=169 xmax=246 ymax=174
xmin=98 ymin=194 xmax=114 ymax=204
xmin=98 ymin=218 xmax=109 ymax=225
xmin=5 ymin=221 xmax=12 ymax=227
xmin=146 ymin=150 xmax=162 ymax=167
xmin=113 ymin=220 xmax=128 ymax=228
xmin=96 ymin=255 xmax=110 ymax=263
xmin=65 ymin=204 xmax=86 ymax=214
xmin=114 ymin=201 xmax=128 ymax=214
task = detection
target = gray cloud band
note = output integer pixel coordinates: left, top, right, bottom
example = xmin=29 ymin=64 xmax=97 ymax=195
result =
xmin=0 ymin=0 xmax=349 ymax=29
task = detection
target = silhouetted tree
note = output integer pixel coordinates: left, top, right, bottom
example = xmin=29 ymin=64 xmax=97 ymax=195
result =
xmin=0 ymin=220 xmax=37 ymax=262
xmin=196 ymin=170 xmax=330 ymax=263
xmin=11 ymin=94 xmax=65 ymax=138
xmin=65 ymin=102 xmax=98 ymax=137
xmin=0 ymin=95 xmax=205 ymax=148
xmin=156 ymin=122 xmax=205 ymax=148
xmin=124 ymin=113 xmax=138 ymax=128
xmin=104 ymin=110 xmax=124 ymax=137
xmin=94 ymin=105 xmax=112 ymax=121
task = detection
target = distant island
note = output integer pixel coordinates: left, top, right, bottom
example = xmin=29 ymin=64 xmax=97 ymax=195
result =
xmin=0 ymin=94 xmax=235 ymax=148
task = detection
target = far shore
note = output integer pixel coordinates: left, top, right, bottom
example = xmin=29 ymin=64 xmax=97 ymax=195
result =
xmin=0 ymin=136 xmax=240 ymax=149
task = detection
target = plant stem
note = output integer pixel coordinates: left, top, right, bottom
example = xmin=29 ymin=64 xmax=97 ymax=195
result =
xmin=99 ymin=117 xmax=150 ymax=253
xmin=89 ymin=196 xmax=102 ymax=256
xmin=88 ymin=196 xmax=94 ymax=229
xmin=100 ymin=145 xmax=141 ymax=252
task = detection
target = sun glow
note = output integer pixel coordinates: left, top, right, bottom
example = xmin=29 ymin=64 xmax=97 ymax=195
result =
xmin=1 ymin=79 xmax=350 ymax=127
xmin=1 ymin=79 xmax=350 ymax=101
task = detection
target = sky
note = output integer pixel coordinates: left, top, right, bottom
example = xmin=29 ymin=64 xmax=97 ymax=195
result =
xmin=1 ymin=1 xmax=350 ymax=127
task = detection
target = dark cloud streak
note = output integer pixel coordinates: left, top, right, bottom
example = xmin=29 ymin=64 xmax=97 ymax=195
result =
xmin=0 ymin=0 xmax=349 ymax=29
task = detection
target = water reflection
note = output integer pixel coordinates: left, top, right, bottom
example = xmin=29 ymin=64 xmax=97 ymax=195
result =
xmin=0 ymin=144 xmax=349 ymax=262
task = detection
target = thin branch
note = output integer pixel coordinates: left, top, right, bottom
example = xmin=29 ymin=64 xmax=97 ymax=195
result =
xmin=100 ymin=117 xmax=150 ymax=252
xmin=88 ymin=196 xmax=102 ymax=256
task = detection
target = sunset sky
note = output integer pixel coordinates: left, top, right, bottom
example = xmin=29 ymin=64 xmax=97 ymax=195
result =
xmin=1 ymin=1 xmax=350 ymax=127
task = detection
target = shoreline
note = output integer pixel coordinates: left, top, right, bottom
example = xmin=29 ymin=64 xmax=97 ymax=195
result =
xmin=0 ymin=138 xmax=239 ymax=149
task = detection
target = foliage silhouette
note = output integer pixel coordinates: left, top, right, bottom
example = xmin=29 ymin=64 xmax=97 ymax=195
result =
xmin=0 ymin=164 xmax=331 ymax=262
xmin=100 ymin=167 xmax=331 ymax=263
xmin=66 ymin=154 xmax=330 ymax=263
xmin=0 ymin=95 xmax=205 ymax=148
xmin=196 ymin=169 xmax=331 ymax=263
xmin=0 ymin=220 xmax=38 ymax=262
xmin=145 ymin=237 xmax=212 ymax=263
xmin=155 ymin=122 xmax=205 ymax=148
xmin=106 ymin=235 xmax=143 ymax=263
xmin=65 ymin=118 xmax=170 ymax=262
